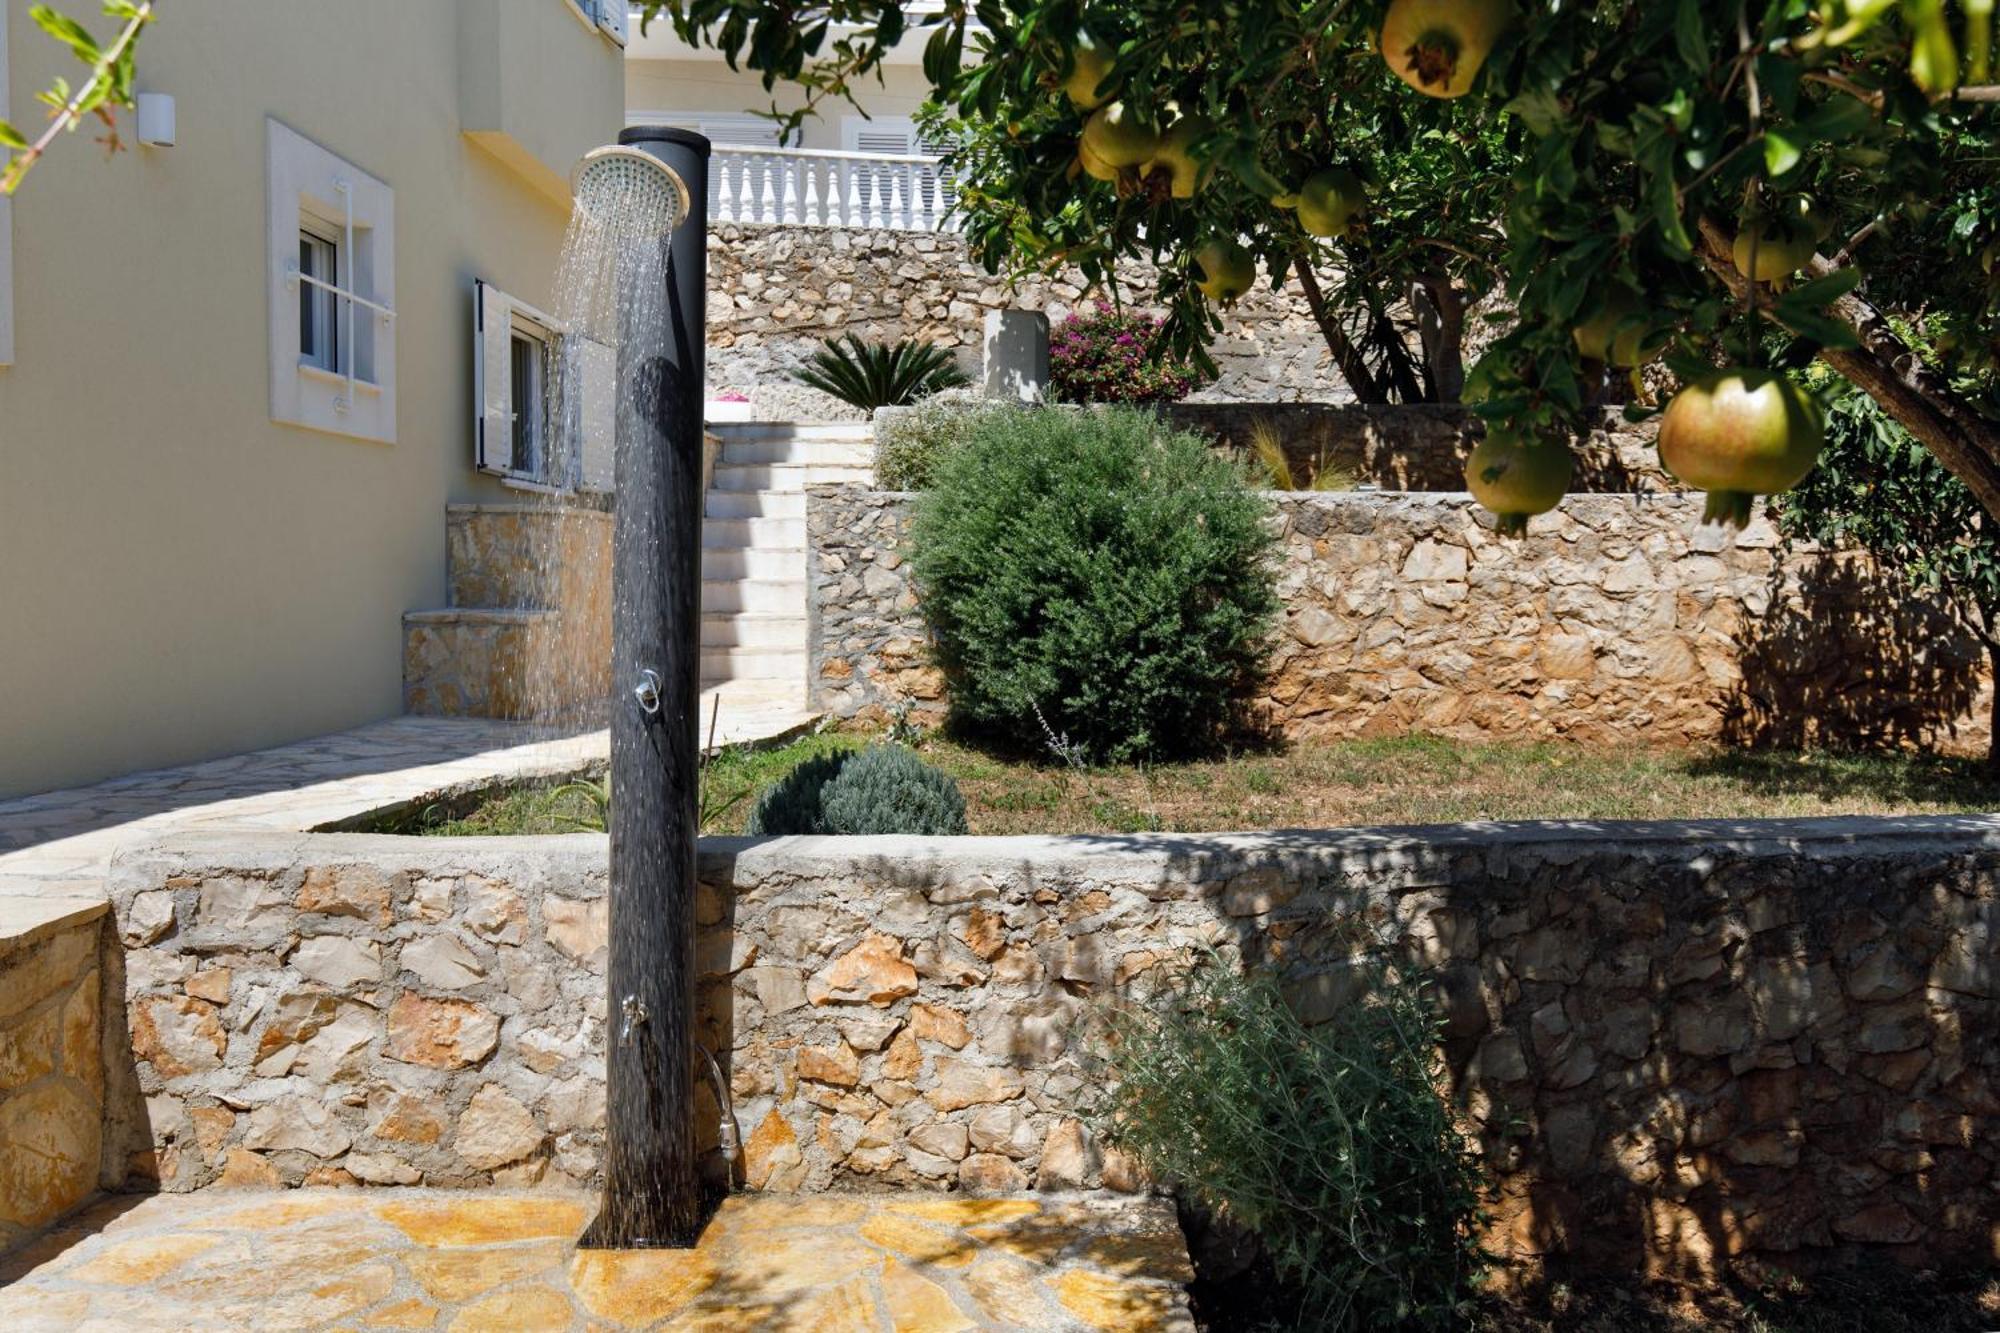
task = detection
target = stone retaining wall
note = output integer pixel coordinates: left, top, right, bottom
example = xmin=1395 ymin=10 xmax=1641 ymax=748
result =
xmin=1161 ymin=402 xmax=1676 ymax=493
xmin=103 ymin=817 xmax=2000 ymax=1279
xmin=0 ymin=904 xmax=107 ymax=1249
xmin=710 ymin=223 xmax=1347 ymax=414
xmin=807 ymin=486 xmax=1993 ymax=755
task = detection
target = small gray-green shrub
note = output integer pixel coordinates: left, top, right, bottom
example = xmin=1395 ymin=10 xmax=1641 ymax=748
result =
xmin=744 ymin=745 xmax=967 ymax=836
xmin=1092 ymin=958 xmax=1490 ymax=1330
xmin=908 ymin=404 xmax=1277 ymax=761
xmin=819 ymin=744 xmax=968 ymax=834
xmin=874 ymin=397 xmax=996 ymax=491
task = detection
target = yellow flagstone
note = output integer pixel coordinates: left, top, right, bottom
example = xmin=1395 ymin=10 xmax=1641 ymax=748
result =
xmin=859 ymin=1212 xmax=978 ymax=1266
xmin=568 ymin=1247 xmax=718 ymax=1324
xmin=885 ymin=1197 xmax=1040 ymax=1227
xmin=780 ymin=1272 xmax=880 ymax=1333
xmin=376 ymin=1196 xmax=589 ymax=1247
xmin=361 ymin=1296 xmax=443 ymax=1328
xmin=445 ymin=1282 xmax=575 ymax=1332
xmin=1055 ymin=1269 xmax=1184 ymax=1330
xmin=880 ymin=1258 xmax=977 ymax=1333
xmin=408 ymin=1240 xmax=569 ymax=1302
xmin=960 ymin=1253 xmax=1060 ymax=1327
xmin=65 ymin=1232 xmax=221 ymax=1286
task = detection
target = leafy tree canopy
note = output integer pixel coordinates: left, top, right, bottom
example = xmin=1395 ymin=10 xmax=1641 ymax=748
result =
xmin=639 ymin=0 xmax=2000 ymax=524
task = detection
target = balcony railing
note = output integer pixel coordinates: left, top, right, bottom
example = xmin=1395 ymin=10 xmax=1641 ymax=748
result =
xmin=709 ymin=144 xmax=959 ymax=232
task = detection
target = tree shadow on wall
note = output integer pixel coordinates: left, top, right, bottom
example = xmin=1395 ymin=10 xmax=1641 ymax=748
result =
xmin=1717 ymin=553 xmax=1987 ymax=760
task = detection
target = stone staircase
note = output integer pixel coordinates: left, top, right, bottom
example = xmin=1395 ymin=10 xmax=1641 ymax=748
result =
xmin=700 ymin=422 xmax=874 ymax=700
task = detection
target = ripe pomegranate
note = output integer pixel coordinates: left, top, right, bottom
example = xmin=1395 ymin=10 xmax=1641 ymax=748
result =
xmin=1077 ymin=140 xmax=1120 ymax=182
xmin=1380 ymin=0 xmax=1511 ymax=98
xmin=1571 ymin=288 xmax=1658 ymax=368
xmin=1296 ymin=166 xmax=1366 ymax=238
xmin=1148 ymin=115 xmax=1214 ymax=199
xmin=1731 ymin=197 xmax=1826 ymax=284
xmin=1465 ymin=431 xmax=1572 ymax=535
xmin=1657 ymin=369 xmax=1825 ymax=528
xmin=1064 ymin=34 xmax=1115 ymax=110
xmin=1193 ymin=239 xmax=1256 ymax=304
xmin=1081 ymin=102 xmax=1159 ymax=168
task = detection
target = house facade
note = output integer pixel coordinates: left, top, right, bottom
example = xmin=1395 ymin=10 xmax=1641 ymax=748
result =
xmin=0 ymin=0 xmax=626 ymax=797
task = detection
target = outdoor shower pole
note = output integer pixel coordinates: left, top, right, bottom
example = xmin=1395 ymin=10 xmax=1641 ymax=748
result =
xmin=580 ymin=126 xmax=712 ymax=1250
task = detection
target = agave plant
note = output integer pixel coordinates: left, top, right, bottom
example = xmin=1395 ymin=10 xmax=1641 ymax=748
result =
xmin=792 ymin=335 xmax=970 ymax=411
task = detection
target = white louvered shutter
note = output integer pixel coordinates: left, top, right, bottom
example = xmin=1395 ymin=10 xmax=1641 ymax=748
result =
xmin=474 ymin=280 xmax=514 ymax=475
xmin=574 ymin=336 xmax=618 ymax=493
xmin=596 ymin=0 xmax=629 ymax=45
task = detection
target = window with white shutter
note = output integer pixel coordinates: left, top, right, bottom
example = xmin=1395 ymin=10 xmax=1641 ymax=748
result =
xmin=474 ymin=280 xmax=615 ymax=494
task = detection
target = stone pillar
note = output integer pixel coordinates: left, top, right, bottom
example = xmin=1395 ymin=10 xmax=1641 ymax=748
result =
xmin=982 ymin=308 xmax=1050 ymax=403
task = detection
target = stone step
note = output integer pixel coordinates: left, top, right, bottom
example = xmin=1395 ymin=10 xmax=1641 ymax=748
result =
xmin=710 ymin=462 xmax=874 ymax=492
xmin=443 ymin=504 xmax=610 ymax=612
xmin=719 ymin=437 xmax=875 ymax=467
xmin=700 ymin=612 xmax=807 ymax=648
xmin=705 ymin=489 xmax=805 ymax=521
xmin=701 ymin=545 xmax=807 ymax=582
xmin=402 ymin=608 xmax=608 ymax=720
xmin=708 ymin=422 xmax=876 ymax=443
xmin=701 ymin=578 xmax=805 ymax=615
xmin=702 ymin=517 xmax=806 ymax=550
xmin=700 ymin=646 xmax=806 ymax=681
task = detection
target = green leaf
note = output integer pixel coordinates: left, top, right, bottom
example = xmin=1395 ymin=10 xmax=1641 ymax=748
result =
xmin=1782 ymin=267 xmax=1864 ymax=306
xmin=29 ymin=5 xmax=98 ymax=60
xmin=1763 ymin=130 xmax=1802 ymax=178
xmin=1673 ymin=0 xmax=1708 ymax=69
xmin=0 ymin=120 xmax=27 ymax=150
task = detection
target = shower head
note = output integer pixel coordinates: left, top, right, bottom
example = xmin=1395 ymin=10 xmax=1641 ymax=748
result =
xmin=571 ymin=145 xmax=692 ymax=237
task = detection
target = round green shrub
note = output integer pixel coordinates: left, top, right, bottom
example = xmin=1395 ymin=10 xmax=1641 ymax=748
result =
xmin=819 ymin=744 xmax=968 ymax=835
xmin=908 ymin=405 xmax=1277 ymax=761
xmin=744 ymin=745 xmax=967 ymax=836
xmin=743 ymin=751 xmax=851 ymax=836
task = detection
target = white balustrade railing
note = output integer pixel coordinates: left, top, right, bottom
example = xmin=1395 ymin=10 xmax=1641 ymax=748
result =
xmin=708 ymin=145 xmax=959 ymax=232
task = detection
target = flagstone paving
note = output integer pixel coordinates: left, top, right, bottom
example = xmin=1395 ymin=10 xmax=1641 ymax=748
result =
xmin=0 ymin=1189 xmax=1195 ymax=1331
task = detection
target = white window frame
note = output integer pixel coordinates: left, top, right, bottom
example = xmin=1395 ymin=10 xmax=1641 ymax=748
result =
xmin=1 ymin=0 xmax=13 ymax=368
xmin=266 ymin=119 xmax=396 ymax=443
xmin=296 ymin=225 xmax=341 ymax=374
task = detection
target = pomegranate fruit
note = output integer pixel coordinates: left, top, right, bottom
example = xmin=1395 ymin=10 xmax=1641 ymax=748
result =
xmin=1064 ymin=34 xmax=1115 ymax=110
xmin=1148 ymin=115 xmax=1214 ymax=199
xmin=1571 ymin=288 xmax=1658 ymax=368
xmin=1193 ymin=239 xmax=1256 ymax=304
xmin=1077 ymin=140 xmax=1120 ymax=182
xmin=1657 ymin=369 xmax=1825 ymax=528
xmin=1380 ymin=0 xmax=1511 ymax=98
xmin=1081 ymin=102 xmax=1158 ymax=168
xmin=1731 ymin=197 xmax=1826 ymax=284
xmin=1296 ymin=166 xmax=1366 ymax=238
xmin=1465 ymin=431 xmax=1572 ymax=535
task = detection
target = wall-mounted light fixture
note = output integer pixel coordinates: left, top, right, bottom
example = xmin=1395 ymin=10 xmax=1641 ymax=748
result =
xmin=135 ymin=93 xmax=175 ymax=147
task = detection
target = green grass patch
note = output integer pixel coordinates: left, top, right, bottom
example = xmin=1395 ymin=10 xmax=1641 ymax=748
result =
xmin=394 ymin=727 xmax=2000 ymax=838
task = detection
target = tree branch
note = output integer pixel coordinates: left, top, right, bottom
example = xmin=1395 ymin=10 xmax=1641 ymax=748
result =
xmin=1696 ymin=216 xmax=2000 ymax=521
xmin=1291 ymin=254 xmax=1386 ymax=404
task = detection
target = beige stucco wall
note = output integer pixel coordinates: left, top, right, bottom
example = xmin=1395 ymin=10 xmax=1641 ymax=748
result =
xmin=625 ymin=56 xmax=935 ymax=151
xmin=0 ymin=0 xmax=623 ymax=798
